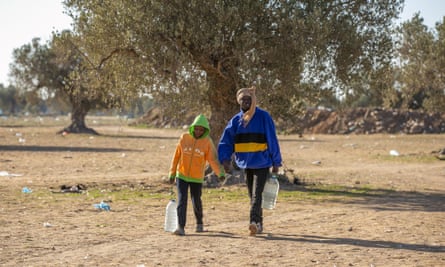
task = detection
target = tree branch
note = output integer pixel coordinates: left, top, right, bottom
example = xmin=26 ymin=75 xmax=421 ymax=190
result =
xmin=98 ymin=48 xmax=139 ymax=69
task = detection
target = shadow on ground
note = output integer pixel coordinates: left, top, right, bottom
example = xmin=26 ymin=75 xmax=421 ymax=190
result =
xmin=259 ymin=233 xmax=445 ymax=253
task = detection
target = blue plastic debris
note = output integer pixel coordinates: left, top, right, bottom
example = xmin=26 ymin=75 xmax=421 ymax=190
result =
xmin=93 ymin=201 xmax=111 ymax=211
xmin=22 ymin=187 xmax=32 ymax=193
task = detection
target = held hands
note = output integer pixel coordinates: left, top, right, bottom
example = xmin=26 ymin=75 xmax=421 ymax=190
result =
xmin=222 ymin=160 xmax=231 ymax=174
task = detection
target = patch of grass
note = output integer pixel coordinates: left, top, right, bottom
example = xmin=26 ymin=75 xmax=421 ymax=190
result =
xmin=375 ymin=154 xmax=437 ymax=163
xmin=86 ymin=188 xmax=169 ymax=203
xmin=17 ymin=183 xmax=398 ymax=208
xmin=202 ymin=188 xmax=247 ymax=203
xmin=131 ymin=123 xmax=151 ymax=129
xmin=280 ymin=184 xmax=395 ymax=201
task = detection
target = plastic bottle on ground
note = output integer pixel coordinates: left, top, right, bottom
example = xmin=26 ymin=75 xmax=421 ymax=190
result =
xmin=164 ymin=199 xmax=178 ymax=232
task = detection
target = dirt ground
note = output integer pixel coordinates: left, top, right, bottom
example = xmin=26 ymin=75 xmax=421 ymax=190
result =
xmin=0 ymin=116 xmax=444 ymax=267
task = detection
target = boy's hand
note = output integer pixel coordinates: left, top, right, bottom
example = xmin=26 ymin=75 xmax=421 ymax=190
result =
xmin=169 ymin=177 xmax=175 ymax=184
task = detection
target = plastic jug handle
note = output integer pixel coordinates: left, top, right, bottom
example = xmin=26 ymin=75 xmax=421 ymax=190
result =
xmin=271 ymin=173 xmax=278 ymax=179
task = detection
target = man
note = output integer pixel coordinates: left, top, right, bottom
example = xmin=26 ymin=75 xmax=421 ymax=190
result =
xmin=218 ymin=86 xmax=282 ymax=236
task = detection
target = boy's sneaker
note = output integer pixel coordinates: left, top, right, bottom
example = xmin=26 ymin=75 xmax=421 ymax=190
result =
xmin=196 ymin=224 xmax=204 ymax=233
xmin=249 ymin=222 xmax=258 ymax=236
xmin=173 ymin=227 xmax=185 ymax=236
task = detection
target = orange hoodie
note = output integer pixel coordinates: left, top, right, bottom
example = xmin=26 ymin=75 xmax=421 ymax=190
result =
xmin=168 ymin=114 xmax=224 ymax=183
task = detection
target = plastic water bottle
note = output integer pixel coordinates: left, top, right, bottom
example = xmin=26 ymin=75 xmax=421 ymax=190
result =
xmin=262 ymin=174 xmax=279 ymax=209
xmin=164 ymin=199 xmax=178 ymax=232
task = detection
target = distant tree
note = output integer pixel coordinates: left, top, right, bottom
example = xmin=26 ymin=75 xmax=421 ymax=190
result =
xmin=397 ymin=13 xmax=445 ymax=112
xmin=10 ymin=36 xmax=90 ymax=132
xmin=0 ymin=84 xmax=20 ymax=115
xmin=428 ymin=16 xmax=445 ymax=111
xmin=50 ymin=30 xmax=148 ymax=133
xmin=64 ymin=0 xmax=403 ymax=139
xmin=9 ymin=32 xmax=145 ymax=133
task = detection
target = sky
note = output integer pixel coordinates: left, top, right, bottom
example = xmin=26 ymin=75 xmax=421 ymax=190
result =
xmin=0 ymin=0 xmax=444 ymax=87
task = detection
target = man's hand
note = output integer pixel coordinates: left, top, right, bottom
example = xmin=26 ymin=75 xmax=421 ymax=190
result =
xmin=272 ymin=166 xmax=279 ymax=174
xmin=169 ymin=177 xmax=175 ymax=184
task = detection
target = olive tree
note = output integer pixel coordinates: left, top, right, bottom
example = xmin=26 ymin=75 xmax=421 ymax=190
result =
xmin=397 ymin=14 xmax=445 ymax=112
xmin=63 ymin=0 xmax=402 ymax=139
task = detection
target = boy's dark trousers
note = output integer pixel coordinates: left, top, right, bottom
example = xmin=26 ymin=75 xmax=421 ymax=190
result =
xmin=176 ymin=178 xmax=203 ymax=228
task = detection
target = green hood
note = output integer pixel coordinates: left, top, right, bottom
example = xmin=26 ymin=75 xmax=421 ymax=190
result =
xmin=189 ymin=114 xmax=210 ymax=139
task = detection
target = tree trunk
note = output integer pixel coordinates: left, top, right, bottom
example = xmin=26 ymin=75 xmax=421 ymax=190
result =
xmin=60 ymin=99 xmax=98 ymax=135
xmin=207 ymin=75 xmax=238 ymax=143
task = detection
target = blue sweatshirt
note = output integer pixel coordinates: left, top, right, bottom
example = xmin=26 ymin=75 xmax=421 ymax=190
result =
xmin=218 ymin=107 xmax=282 ymax=169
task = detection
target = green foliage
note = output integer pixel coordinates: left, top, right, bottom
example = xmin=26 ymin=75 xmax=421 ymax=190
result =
xmin=61 ymin=0 xmax=403 ymax=137
xmin=9 ymin=1 xmax=418 ymax=134
xmin=396 ymin=13 xmax=445 ymax=112
xmin=9 ymin=37 xmax=74 ymax=115
xmin=0 ymin=84 xmax=21 ymax=115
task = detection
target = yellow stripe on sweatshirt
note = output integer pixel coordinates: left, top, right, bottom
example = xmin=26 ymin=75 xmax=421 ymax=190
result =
xmin=235 ymin=143 xmax=267 ymax=153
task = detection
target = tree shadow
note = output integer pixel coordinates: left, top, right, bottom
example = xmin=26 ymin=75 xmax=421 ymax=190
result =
xmin=288 ymin=185 xmax=445 ymax=212
xmin=100 ymin=134 xmax=177 ymax=140
xmin=186 ymin=230 xmax=243 ymax=239
xmin=257 ymin=233 xmax=445 ymax=253
xmin=0 ymin=145 xmax=140 ymax=153
xmin=279 ymin=138 xmax=325 ymax=143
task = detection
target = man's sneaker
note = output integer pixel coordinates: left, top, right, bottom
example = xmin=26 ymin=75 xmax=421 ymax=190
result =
xmin=173 ymin=227 xmax=185 ymax=236
xmin=249 ymin=222 xmax=258 ymax=236
xmin=257 ymin=223 xmax=263 ymax=234
xmin=196 ymin=224 xmax=204 ymax=233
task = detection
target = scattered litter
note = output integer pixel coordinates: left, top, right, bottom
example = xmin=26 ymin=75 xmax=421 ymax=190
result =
xmin=311 ymin=160 xmax=321 ymax=165
xmin=389 ymin=150 xmax=400 ymax=156
xmin=22 ymin=187 xmax=32 ymax=193
xmin=0 ymin=171 xmax=23 ymax=177
xmin=43 ymin=222 xmax=53 ymax=227
xmin=52 ymin=184 xmax=86 ymax=193
xmin=434 ymin=148 xmax=445 ymax=160
xmin=93 ymin=201 xmax=111 ymax=211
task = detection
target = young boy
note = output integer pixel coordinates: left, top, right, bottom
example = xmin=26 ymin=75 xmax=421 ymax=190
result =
xmin=168 ymin=114 xmax=225 ymax=235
